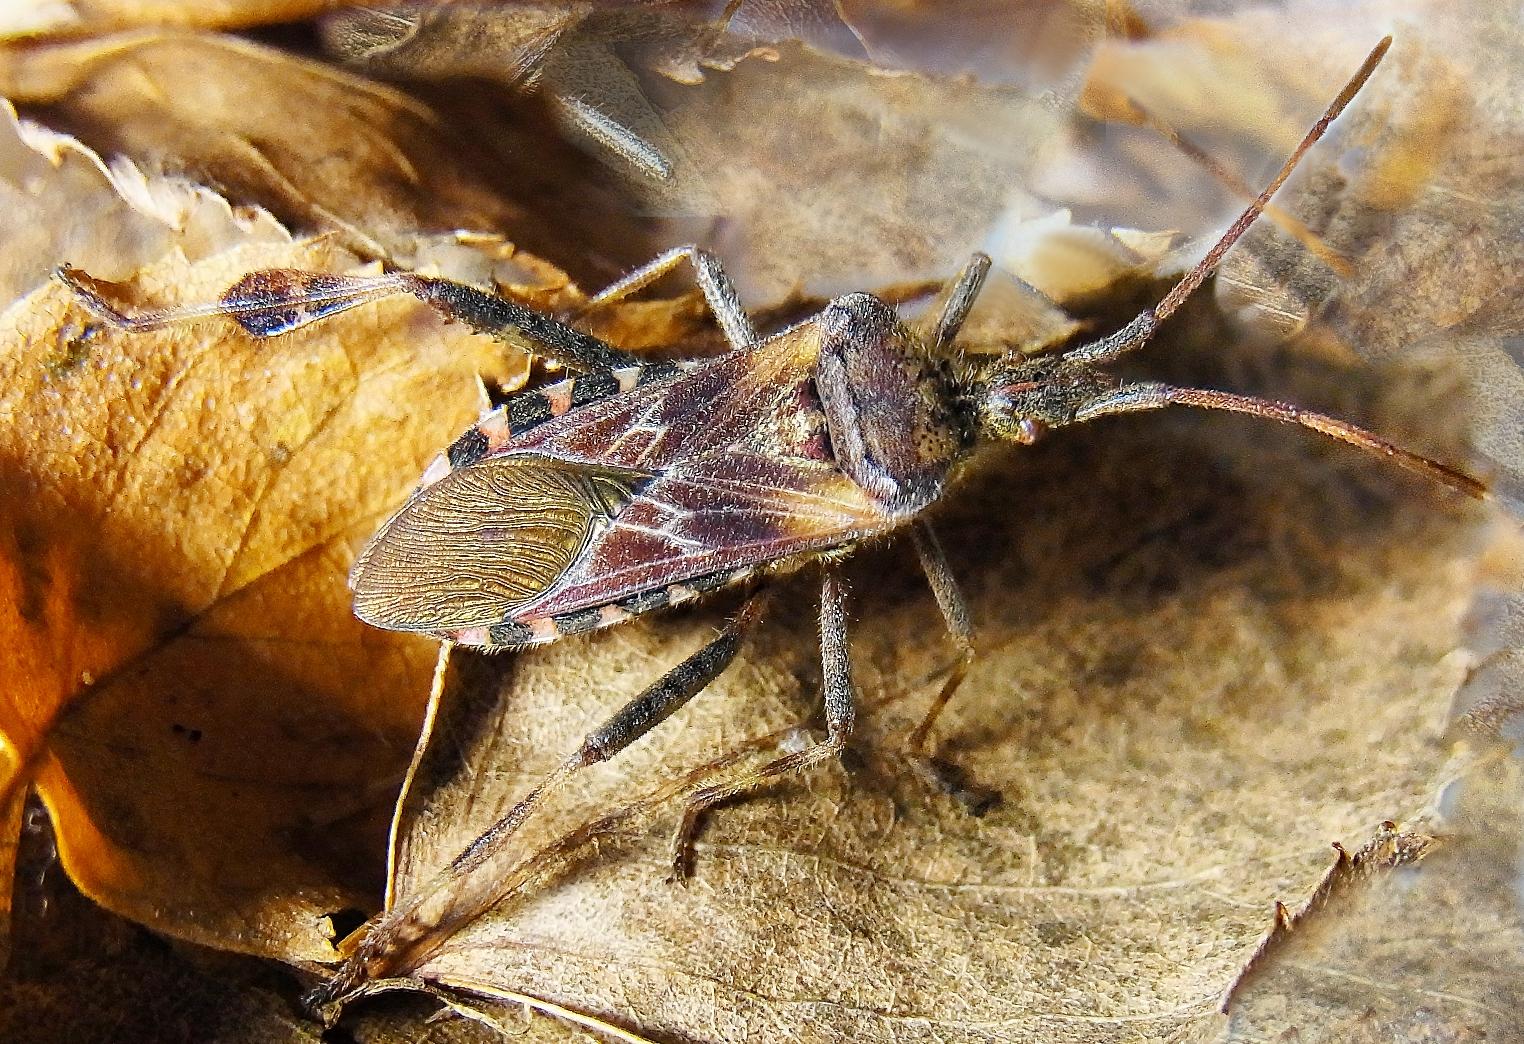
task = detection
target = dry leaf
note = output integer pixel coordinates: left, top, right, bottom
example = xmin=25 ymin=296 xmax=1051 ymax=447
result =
xmin=0 ymin=98 xmax=575 ymax=960
xmin=0 ymin=1 xmax=341 ymax=40
xmin=0 ymin=92 xmax=723 ymax=966
xmin=1072 ymin=2 xmax=1524 ymax=497
xmin=323 ymin=333 xmax=1487 ymax=1038
xmin=325 ymin=6 xmax=1105 ymax=301
xmin=0 ymin=29 xmax=655 ymax=281
xmin=0 ymin=98 xmax=288 ymax=304
xmin=645 ymin=42 xmax=1074 ymax=300
xmin=1 ymin=1 xmax=1520 ymax=1040
xmin=314 ymin=0 xmax=1094 ymax=165
xmin=0 ymin=234 xmax=533 ymax=959
xmin=1224 ymin=754 xmax=1524 ymax=1039
xmin=1069 ymin=13 xmax=1524 ymax=1033
xmin=0 ymin=799 xmax=510 ymax=1044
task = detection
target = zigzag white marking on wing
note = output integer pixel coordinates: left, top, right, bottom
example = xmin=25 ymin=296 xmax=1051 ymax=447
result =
xmin=604 ymin=396 xmax=671 ymax=466
xmin=666 ymin=466 xmax=870 ymax=524
xmin=609 ymin=517 xmax=706 ymax=551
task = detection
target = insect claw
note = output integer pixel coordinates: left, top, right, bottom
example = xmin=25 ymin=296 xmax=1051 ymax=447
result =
xmin=56 ymin=265 xmax=146 ymax=329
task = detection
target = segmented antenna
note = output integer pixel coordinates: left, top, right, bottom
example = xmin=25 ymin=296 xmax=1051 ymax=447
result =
xmin=1065 ymin=36 xmax=1392 ymax=364
xmin=1073 ymin=383 xmax=1488 ymax=500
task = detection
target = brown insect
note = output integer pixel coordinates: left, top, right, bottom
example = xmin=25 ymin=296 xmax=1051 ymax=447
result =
xmin=62 ymin=35 xmax=1479 ymax=973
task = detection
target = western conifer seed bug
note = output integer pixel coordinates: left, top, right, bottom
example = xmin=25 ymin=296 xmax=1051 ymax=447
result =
xmin=60 ymin=38 xmax=1484 ymax=895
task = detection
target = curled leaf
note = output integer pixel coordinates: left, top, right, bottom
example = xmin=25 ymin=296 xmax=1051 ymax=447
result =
xmin=0 ymin=30 xmax=651 ymax=279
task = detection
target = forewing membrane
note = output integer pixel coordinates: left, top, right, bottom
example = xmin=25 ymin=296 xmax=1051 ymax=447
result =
xmin=351 ymin=456 xmax=643 ymax=632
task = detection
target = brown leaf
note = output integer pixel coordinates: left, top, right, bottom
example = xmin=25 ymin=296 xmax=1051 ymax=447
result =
xmin=647 ymin=42 xmax=1074 ymax=300
xmin=0 ymin=98 xmax=289 ymax=304
xmin=1073 ymin=2 xmax=1524 ymax=501
xmin=0 ymin=795 xmax=518 ymax=1044
xmin=0 ymin=30 xmax=653 ymax=281
xmin=2 ymin=1 xmax=1519 ymax=1039
xmin=318 ymin=2 xmax=599 ymax=83
xmin=1224 ymin=755 xmax=1524 ymax=1039
xmin=0 ymin=782 xmax=22 ymax=966
xmin=318 ymin=2 xmax=775 ymax=195
xmin=320 ymin=294 xmax=1489 ymax=1041
xmin=0 ymin=87 xmax=719 ymax=965
xmin=0 ymin=0 xmax=337 ymax=40
xmin=321 ymin=6 xmax=1104 ymax=300
xmin=313 ymin=4 xmax=1152 ymax=302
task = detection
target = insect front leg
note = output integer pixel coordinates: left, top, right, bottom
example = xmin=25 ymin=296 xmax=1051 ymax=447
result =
xmin=669 ymin=567 xmax=857 ymax=882
xmin=928 ymin=253 xmax=992 ymax=354
xmin=57 ymin=264 xmax=640 ymax=374
xmin=582 ymin=244 xmax=758 ymax=350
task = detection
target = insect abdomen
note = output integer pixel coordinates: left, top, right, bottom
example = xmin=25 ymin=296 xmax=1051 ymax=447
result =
xmin=468 ymin=566 xmax=760 ymax=650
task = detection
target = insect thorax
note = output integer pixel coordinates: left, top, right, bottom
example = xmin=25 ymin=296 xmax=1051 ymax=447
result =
xmin=815 ymin=293 xmax=969 ymax=518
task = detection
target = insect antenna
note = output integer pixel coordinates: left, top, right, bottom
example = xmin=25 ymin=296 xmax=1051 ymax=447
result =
xmin=1065 ymin=35 xmax=1391 ymax=365
xmin=1093 ymin=91 xmax=1353 ymax=278
xmin=982 ymin=36 xmax=1484 ymax=501
xmin=1071 ymin=383 xmax=1489 ymax=500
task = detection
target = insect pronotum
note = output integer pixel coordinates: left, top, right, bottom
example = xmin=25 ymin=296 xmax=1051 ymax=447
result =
xmin=61 ymin=33 xmax=1482 ymax=993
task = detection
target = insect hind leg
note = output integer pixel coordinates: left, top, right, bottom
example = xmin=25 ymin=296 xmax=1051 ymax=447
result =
xmin=669 ymin=567 xmax=857 ymax=882
xmin=392 ymin=588 xmax=771 ymax=923
xmin=574 ymin=590 xmax=768 ymax=768
xmin=55 ymin=264 xmax=391 ymax=334
xmin=58 ymin=263 xmax=640 ymax=374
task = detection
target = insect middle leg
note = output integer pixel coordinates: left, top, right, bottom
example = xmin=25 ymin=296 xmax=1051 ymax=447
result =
xmin=582 ymin=244 xmax=759 ymax=350
xmin=669 ymin=566 xmax=857 ymax=881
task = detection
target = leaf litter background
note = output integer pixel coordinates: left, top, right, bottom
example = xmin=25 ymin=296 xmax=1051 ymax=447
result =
xmin=0 ymin=1 xmax=1521 ymax=1042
